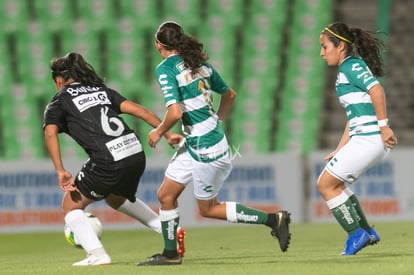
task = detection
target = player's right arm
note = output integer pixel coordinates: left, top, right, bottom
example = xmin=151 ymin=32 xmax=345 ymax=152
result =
xmin=44 ymin=124 xmax=75 ymax=192
xmin=148 ymin=103 xmax=183 ymax=148
xmin=323 ymin=122 xmax=350 ymax=161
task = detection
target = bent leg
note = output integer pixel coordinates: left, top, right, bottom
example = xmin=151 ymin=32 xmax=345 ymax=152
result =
xmin=317 ymin=170 xmax=360 ymax=233
xmin=62 ymin=190 xmax=109 ymax=262
xmin=157 ymin=177 xmax=185 ymax=257
xmin=196 ymin=198 xmax=269 ymax=225
xmin=106 ymin=194 xmax=161 ymax=233
xmin=196 ymin=198 xmax=291 ymax=252
xmin=62 ymin=189 xmax=94 ymax=214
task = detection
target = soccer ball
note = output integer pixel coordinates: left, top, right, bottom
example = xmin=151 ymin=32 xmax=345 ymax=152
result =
xmin=64 ymin=212 xmax=103 ymax=249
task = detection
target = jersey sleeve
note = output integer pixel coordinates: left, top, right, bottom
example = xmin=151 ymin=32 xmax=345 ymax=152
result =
xmin=206 ymin=63 xmax=229 ymax=94
xmin=156 ymin=65 xmax=180 ymax=107
xmin=107 ymin=88 xmax=127 ymax=114
xmin=342 ymin=58 xmax=379 ymax=92
xmin=42 ymin=94 xmax=65 ymax=131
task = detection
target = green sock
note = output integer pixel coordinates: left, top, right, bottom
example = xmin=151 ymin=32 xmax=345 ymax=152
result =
xmin=235 ymin=203 xmax=268 ymax=224
xmin=348 ymin=194 xmax=370 ymax=230
xmin=330 ymin=199 xmax=360 ymax=234
xmin=161 ymin=217 xmax=179 ymax=253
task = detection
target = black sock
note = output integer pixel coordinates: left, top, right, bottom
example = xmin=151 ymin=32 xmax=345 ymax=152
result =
xmin=162 ymin=249 xmax=178 ymax=258
xmin=265 ymin=213 xmax=277 ymax=228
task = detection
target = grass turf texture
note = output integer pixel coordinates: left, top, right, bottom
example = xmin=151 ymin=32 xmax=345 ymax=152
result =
xmin=0 ymin=222 xmax=412 ymax=275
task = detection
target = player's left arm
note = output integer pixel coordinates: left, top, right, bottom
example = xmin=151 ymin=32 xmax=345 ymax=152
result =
xmin=119 ymin=99 xmax=182 ymax=147
xmin=216 ymin=88 xmax=237 ymax=121
xmin=369 ymin=84 xmax=398 ymax=148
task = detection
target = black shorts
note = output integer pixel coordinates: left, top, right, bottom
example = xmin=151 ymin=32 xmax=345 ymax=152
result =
xmin=75 ymin=152 xmax=146 ymax=202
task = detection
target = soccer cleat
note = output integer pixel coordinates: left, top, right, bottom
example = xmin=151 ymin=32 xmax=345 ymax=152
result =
xmin=341 ymin=228 xmax=370 ymax=256
xmin=137 ymin=253 xmax=182 ymax=266
xmin=72 ymin=253 xmax=111 ymax=266
xmin=367 ymin=227 xmax=380 ymax=245
xmin=176 ymin=227 xmax=186 ymax=257
xmin=270 ymin=210 xmax=291 ymax=252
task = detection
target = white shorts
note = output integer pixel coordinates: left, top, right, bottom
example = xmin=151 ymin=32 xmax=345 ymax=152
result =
xmin=165 ymin=145 xmax=232 ymax=200
xmin=325 ymin=134 xmax=390 ymax=184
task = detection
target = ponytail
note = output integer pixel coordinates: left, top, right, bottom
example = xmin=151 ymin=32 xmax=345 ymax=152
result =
xmin=155 ymin=21 xmax=208 ymax=75
xmin=50 ymin=52 xmax=105 ymax=86
xmin=323 ymin=22 xmax=385 ymax=77
xmin=351 ymin=27 xmax=385 ymax=77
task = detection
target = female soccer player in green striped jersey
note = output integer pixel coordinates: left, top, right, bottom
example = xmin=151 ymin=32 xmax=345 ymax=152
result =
xmin=138 ymin=21 xmax=291 ymax=266
xmin=318 ymin=22 xmax=397 ymax=256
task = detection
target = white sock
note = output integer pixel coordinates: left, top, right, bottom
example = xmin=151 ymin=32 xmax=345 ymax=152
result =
xmin=326 ymin=191 xmax=349 ymax=209
xmin=64 ymin=209 xmax=106 ymax=254
xmin=159 ymin=208 xmax=179 ymax=222
xmin=117 ymin=198 xmax=162 ymax=234
xmin=343 ymin=187 xmax=354 ymax=196
xmin=225 ymin=201 xmax=237 ymax=223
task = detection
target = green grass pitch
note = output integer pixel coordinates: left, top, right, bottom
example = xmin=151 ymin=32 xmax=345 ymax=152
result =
xmin=0 ymin=221 xmax=413 ymax=275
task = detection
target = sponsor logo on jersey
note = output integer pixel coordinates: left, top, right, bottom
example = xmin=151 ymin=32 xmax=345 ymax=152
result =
xmin=66 ymin=85 xmax=101 ymax=96
xmin=73 ymin=91 xmax=111 ymax=112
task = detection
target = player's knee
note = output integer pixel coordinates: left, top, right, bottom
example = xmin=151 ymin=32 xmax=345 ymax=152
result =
xmin=317 ymin=180 xmax=332 ymax=197
xmin=198 ymin=206 xmax=213 ymax=218
xmin=316 ymin=171 xmax=333 ymax=195
xmin=157 ymin=191 xmax=175 ymax=206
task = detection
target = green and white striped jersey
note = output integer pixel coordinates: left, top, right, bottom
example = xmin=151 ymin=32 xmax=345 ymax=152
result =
xmin=336 ymin=56 xmax=380 ymax=137
xmin=156 ymin=54 xmax=230 ymax=162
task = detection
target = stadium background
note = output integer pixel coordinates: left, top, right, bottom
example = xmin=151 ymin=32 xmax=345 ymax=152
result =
xmin=1 ymin=0 xmax=413 ymax=160
xmin=0 ymin=0 xmax=413 ymax=231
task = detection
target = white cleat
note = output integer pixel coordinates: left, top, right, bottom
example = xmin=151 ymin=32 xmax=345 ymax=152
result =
xmin=72 ymin=254 xmax=111 ymax=266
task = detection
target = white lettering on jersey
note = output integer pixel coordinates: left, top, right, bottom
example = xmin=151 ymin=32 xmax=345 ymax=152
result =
xmin=66 ymin=85 xmax=101 ymax=96
xmin=351 ymin=63 xmax=363 ymax=71
xmin=351 ymin=63 xmax=373 ymax=83
xmin=159 ymin=74 xmax=168 ymax=85
xmin=73 ymin=91 xmax=111 ymax=112
xmin=105 ymin=133 xmax=142 ymax=161
xmin=100 ymin=106 xmax=125 ymax=137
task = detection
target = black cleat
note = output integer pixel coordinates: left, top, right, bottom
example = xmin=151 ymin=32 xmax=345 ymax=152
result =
xmin=137 ymin=253 xmax=182 ymax=266
xmin=271 ymin=210 xmax=291 ymax=252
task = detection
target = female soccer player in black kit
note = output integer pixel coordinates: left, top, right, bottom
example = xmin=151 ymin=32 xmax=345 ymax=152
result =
xmin=43 ymin=52 xmax=184 ymax=266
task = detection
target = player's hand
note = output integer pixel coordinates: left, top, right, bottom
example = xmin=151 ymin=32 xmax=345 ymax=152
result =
xmin=380 ymin=126 xmax=398 ymax=149
xmin=323 ymin=150 xmax=338 ymax=162
xmin=166 ymin=133 xmax=184 ymax=148
xmin=148 ymin=129 xmax=162 ymax=148
xmin=57 ymin=170 xmax=75 ymax=192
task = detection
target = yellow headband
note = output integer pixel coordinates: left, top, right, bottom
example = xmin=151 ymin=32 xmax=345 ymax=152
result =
xmin=324 ymin=27 xmax=352 ymax=44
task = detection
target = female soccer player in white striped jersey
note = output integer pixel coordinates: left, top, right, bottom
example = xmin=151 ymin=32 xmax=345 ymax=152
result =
xmin=138 ymin=21 xmax=291 ymax=266
xmin=318 ymin=22 xmax=397 ymax=256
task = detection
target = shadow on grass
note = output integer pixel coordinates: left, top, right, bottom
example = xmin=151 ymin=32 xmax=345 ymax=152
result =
xmin=185 ymin=254 xmax=281 ymax=265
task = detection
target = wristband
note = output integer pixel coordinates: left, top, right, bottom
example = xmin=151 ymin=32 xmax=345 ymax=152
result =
xmin=378 ymin=119 xmax=388 ymax=127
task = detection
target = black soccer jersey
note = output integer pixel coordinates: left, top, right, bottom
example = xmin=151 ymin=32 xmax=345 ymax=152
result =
xmin=43 ymin=82 xmax=142 ymax=167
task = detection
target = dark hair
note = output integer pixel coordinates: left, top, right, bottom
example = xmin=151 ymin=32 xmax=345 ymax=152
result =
xmin=50 ymin=52 xmax=104 ymax=86
xmin=155 ymin=21 xmax=208 ymax=75
xmin=323 ymin=22 xmax=385 ymax=77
